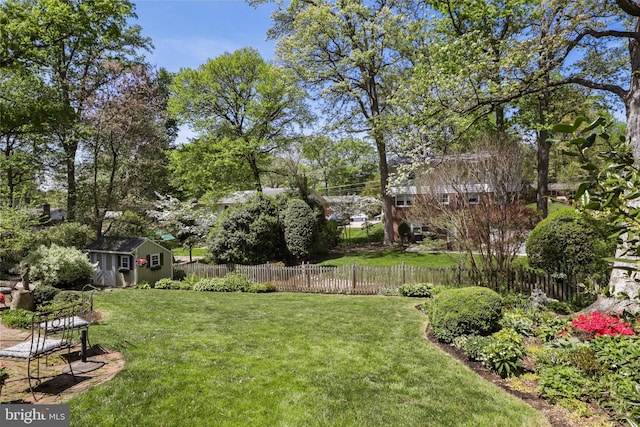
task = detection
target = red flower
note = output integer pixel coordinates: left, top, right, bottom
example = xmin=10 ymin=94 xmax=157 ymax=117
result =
xmin=570 ymin=311 xmax=635 ymax=339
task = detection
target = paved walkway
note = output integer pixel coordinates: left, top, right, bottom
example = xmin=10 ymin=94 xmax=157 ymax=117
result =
xmin=0 ymin=315 xmax=124 ymax=404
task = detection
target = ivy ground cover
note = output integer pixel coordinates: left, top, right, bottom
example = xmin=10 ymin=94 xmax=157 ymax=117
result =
xmin=68 ymin=290 xmax=548 ymax=426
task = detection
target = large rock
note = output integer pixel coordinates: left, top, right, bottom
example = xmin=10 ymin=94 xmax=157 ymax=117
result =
xmin=10 ymin=290 xmax=34 ymax=311
xmin=581 ymin=295 xmax=640 ymax=314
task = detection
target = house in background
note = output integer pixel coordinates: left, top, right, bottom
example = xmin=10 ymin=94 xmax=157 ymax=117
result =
xmin=390 ymin=152 xmax=522 ymax=241
xmin=85 ymin=237 xmax=172 ymax=287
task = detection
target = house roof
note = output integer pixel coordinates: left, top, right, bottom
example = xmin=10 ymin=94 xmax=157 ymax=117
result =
xmin=85 ymin=237 xmax=147 ymax=254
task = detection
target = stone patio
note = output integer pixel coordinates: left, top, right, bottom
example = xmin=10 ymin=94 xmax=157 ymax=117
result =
xmin=0 ymin=317 xmax=124 ymax=404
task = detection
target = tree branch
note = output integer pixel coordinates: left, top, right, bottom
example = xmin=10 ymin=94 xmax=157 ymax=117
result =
xmin=616 ymin=0 xmax=640 ymax=17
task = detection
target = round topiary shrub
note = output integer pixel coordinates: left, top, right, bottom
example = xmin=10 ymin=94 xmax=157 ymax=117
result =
xmin=526 ymin=207 xmax=615 ymax=286
xmin=429 ymin=286 xmax=503 ymax=343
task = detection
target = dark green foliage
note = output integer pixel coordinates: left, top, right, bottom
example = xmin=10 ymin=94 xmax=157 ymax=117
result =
xmin=32 ymin=284 xmax=60 ymax=307
xmin=398 ymin=222 xmax=411 ymax=243
xmin=39 ymin=222 xmax=96 ymax=249
xmin=245 ymin=283 xmax=277 ymax=293
xmin=398 ymin=283 xmax=433 ymax=297
xmin=53 ymin=291 xmax=81 ymax=304
xmin=1 ymin=309 xmax=33 ymax=329
xmin=526 ymin=208 xmax=615 ymax=286
xmin=209 ymin=194 xmax=287 ymax=265
xmin=283 ymin=199 xmax=316 ymax=260
xmin=429 ymin=286 xmax=503 ymax=343
xmin=173 ymin=269 xmax=187 ymax=280
xmin=208 ymin=193 xmax=337 ymax=265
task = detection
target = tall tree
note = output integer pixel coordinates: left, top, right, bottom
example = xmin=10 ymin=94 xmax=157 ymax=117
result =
xmin=254 ymin=0 xmax=426 ymax=244
xmin=0 ymin=68 xmax=55 ymax=206
xmin=10 ymin=0 xmax=151 ymax=220
xmin=76 ymin=63 xmax=172 ymax=237
xmin=169 ymin=48 xmax=310 ymax=195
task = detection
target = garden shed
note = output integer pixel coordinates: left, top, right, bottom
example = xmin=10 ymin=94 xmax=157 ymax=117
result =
xmin=85 ymin=237 xmax=172 ymax=287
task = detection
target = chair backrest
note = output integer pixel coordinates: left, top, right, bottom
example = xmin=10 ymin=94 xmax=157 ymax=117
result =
xmin=30 ymin=302 xmax=84 ymax=356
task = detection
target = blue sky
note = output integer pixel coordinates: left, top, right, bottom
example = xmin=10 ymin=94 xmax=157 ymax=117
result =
xmin=132 ymin=0 xmax=278 ymax=142
xmin=133 ymin=0 xmax=277 ymax=72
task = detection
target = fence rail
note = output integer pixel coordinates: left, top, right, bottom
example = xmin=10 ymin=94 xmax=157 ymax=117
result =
xmin=180 ymin=262 xmax=577 ymax=301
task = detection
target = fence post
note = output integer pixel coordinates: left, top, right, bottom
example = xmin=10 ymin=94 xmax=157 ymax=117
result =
xmin=352 ymin=263 xmax=357 ymax=290
xmin=402 ymin=262 xmax=406 ymax=285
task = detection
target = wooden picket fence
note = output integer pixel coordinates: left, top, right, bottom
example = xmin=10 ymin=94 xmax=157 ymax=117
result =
xmin=180 ymin=262 xmax=578 ymax=301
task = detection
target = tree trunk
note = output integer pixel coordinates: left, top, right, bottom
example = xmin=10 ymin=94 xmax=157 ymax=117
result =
xmin=536 ymin=86 xmax=551 ymax=220
xmin=65 ymin=140 xmax=78 ymax=221
xmin=605 ymin=21 xmax=640 ymax=304
xmin=374 ymin=132 xmax=394 ymax=245
xmin=247 ymin=152 xmax=262 ymax=192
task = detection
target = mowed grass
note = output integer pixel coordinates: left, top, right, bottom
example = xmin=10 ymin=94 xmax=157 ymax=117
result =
xmin=318 ymin=247 xmax=464 ymax=267
xmin=69 ymin=291 xmax=548 ymax=426
xmin=171 ymin=247 xmax=209 ymax=257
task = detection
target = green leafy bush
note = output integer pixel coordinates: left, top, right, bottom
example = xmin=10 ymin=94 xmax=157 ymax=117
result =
xmin=173 ymin=269 xmax=187 ymax=281
xmin=154 ymin=278 xmax=181 ymax=290
xmin=193 ymin=278 xmax=226 ymax=292
xmin=135 ymin=281 xmax=153 ymax=289
xmin=526 ymin=208 xmax=615 ymax=287
xmin=1 ymin=309 xmax=33 ymax=329
xmin=537 ymin=365 xmax=593 ymax=402
xmin=499 ymin=310 xmax=536 ymax=337
xmin=536 ymin=314 xmax=570 ymax=343
xmin=39 ymin=222 xmax=96 ymax=249
xmin=209 ymin=193 xmax=287 ymax=265
xmin=221 ymin=272 xmax=253 ymax=292
xmin=463 ymin=335 xmax=492 ymax=361
xmin=483 ymin=337 xmax=525 ymax=378
xmin=24 ymin=244 xmax=94 ymax=289
xmin=398 ymin=283 xmax=433 ymax=297
xmin=591 ymin=335 xmax=640 ymax=378
xmin=429 ymin=286 xmax=503 ymax=343
xmin=283 ymin=199 xmax=316 ymax=260
xmin=32 ymin=284 xmax=60 ymax=308
xmin=246 ymin=283 xmax=277 ymax=293
xmin=53 ymin=291 xmax=81 ymax=304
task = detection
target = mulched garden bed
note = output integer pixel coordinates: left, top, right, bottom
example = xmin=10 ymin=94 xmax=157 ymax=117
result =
xmin=424 ymin=328 xmax=616 ymax=427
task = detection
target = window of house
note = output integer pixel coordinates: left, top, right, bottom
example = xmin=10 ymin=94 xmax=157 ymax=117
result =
xmin=150 ymin=253 xmax=162 ymax=268
xmin=468 ymin=193 xmax=480 ymax=204
xmin=395 ymin=195 xmax=413 ymax=207
xmin=438 ymin=193 xmax=450 ymax=205
xmin=118 ymin=255 xmax=130 ymax=271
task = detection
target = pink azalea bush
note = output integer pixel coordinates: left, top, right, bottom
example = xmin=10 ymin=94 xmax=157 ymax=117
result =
xmin=570 ymin=311 xmax=635 ymax=339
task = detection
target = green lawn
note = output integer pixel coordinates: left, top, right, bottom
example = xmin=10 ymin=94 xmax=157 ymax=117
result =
xmin=69 ymin=291 xmax=548 ymax=426
xmin=171 ymin=247 xmax=209 ymax=257
xmin=318 ymin=248 xmax=464 ymax=267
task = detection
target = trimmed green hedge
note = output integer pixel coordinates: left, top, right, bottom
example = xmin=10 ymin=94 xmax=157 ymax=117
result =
xmin=429 ymin=286 xmax=503 ymax=343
